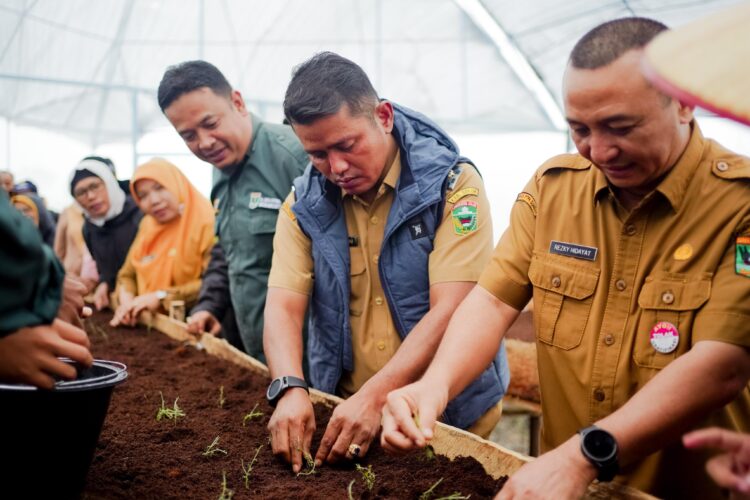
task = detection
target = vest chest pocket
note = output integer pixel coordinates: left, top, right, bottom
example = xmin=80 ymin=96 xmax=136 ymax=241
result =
xmin=634 ymin=274 xmax=711 ymax=369
xmin=528 ymin=255 xmax=600 ymax=350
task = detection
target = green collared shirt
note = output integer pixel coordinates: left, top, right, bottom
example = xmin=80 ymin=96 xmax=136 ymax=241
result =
xmin=211 ymin=113 xmax=308 ymax=360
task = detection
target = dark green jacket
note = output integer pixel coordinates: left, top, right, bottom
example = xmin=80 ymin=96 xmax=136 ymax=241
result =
xmin=211 ymin=114 xmax=308 ymax=360
xmin=0 ymin=191 xmax=64 ymax=335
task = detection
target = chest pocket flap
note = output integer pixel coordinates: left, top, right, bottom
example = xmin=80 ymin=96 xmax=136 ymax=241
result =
xmin=634 ymin=273 xmax=711 ymax=369
xmin=528 ymin=255 xmax=599 ymax=349
xmin=529 ymin=256 xmax=599 ymax=299
xmin=638 ymin=274 xmax=711 ymax=311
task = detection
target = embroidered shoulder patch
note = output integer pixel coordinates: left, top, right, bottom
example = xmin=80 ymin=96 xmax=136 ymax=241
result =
xmin=516 ymin=192 xmax=537 ymax=216
xmin=447 ymin=187 xmax=479 ymax=204
xmin=736 ymin=236 xmax=750 ymax=276
xmin=281 ymin=200 xmax=296 ymax=222
xmin=452 ymin=200 xmax=478 ymax=235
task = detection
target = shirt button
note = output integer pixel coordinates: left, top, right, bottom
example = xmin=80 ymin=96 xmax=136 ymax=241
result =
xmin=370 ymin=216 xmax=379 ymax=225
xmin=374 ymin=297 xmax=384 ymax=306
xmin=717 ymin=161 xmax=729 ymax=172
xmin=615 ymin=279 xmax=626 ymax=291
xmin=604 ymin=334 xmax=615 ymax=346
xmin=372 ymin=254 xmax=379 ymax=264
xmin=625 ymin=224 xmax=637 ymax=236
xmin=593 ymin=388 xmax=606 ymax=402
xmin=377 ymin=341 xmax=386 ymax=351
xmin=551 ymin=276 xmax=562 ymax=288
xmin=661 ymin=291 xmax=675 ymax=305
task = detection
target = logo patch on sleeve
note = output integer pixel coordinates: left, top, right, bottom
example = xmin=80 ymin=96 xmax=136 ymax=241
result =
xmin=447 ymin=187 xmax=479 ymax=204
xmin=735 ymin=236 xmax=750 ymax=276
xmin=452 ymin=200 xmax=478 ymax=235
xmin=516 ymin=192 xmax=537 ymax=216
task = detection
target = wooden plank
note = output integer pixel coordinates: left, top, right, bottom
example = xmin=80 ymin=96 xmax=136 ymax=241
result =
xmin=142 ymin=312 xmax=654 ymax=499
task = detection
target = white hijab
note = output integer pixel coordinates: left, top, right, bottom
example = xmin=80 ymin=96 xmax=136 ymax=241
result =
xmin=69 ymin=158 xmax=126 ymax=227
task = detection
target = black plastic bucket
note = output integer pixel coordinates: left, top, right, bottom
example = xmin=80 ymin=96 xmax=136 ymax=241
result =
xmin=0 ymin=359 xmax=127 ymax=499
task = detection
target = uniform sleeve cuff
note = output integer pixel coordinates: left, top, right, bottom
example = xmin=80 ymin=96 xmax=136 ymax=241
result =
xmin=693 ymin=312 xmax=750 ymax=347
xmin=478 ymin=274 xmax=531 ymax=311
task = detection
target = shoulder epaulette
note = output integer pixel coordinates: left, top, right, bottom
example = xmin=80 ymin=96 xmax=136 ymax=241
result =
xmin=535 ymin=154 xmax=591 ymax=181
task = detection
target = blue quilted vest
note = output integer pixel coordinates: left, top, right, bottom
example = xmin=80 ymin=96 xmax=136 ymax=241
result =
xmin=292 ymin=103 xmax=509 ymax=429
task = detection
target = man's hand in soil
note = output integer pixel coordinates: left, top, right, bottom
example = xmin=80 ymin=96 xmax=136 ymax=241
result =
xmin=187 ymin=310 xmax=221 ymax=336
xmin=0 ymin=319 xmax=93 ymax=389
xmin=268 ymin=387 xmax=316 ymax=473
xmin=381 ymin=380 xmax=448 ymax=454
xmin=57 ymin=275 xmax=88 ymax=326
xmin=495 ymin=435 xmax=596 ymax=500
xmin=93 ymin=282 xmax=110 ymax=311
xmin=683 ymin=427 xmax=750 ymax=498
xmin=315 ymin=387 xmax=383 ymax=466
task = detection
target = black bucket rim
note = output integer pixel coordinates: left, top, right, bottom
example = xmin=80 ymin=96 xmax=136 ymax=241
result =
xmin=0 ymin=358 xmax=128 ymax=392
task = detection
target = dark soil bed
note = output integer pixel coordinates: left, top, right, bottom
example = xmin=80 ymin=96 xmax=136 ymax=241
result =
xmin=82 ymin=312 xmax=507 ymax=499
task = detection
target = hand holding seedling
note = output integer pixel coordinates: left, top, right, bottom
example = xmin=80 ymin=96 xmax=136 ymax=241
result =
xmin=93 ymin=282 xmax=110 ymax=311
xmin=380 ymin=379 xmax=447 ymax=454
xmin=314 ymin=388 xmax=383 ymax=466
xmin=111 ymin=291 xmax=160 ymax=327
xmin=0 ymin=319 xmax=93 ymax=389
xmin=267 ymin=387 xmax=316 ymax=474
xmin=58 ymin=275 xmax=88 ymax=327
xmin=187 ymin=310 xmax=221 ymax=336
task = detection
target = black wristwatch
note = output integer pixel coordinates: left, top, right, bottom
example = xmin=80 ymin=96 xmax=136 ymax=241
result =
xmin=266 ymin=376 xmax=309 ymax=407
xmin=579 ymin=425 xmax=619 ymax=482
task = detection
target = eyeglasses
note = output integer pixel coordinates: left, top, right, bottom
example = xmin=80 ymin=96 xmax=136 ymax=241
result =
xmin=73 ymin=180 xmax=104 ymax=199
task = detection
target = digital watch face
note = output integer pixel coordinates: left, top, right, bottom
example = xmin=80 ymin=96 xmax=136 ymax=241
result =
xmin=584 ymin=429 xmax=617 ymax=461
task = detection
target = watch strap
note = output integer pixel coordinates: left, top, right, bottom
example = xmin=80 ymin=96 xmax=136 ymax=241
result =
xmin=267 ymin=376 xmax=309 ymax=407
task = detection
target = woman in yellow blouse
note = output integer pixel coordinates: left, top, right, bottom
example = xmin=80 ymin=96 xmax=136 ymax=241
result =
xmin=110 ymin=158 xmax=215 ymax=327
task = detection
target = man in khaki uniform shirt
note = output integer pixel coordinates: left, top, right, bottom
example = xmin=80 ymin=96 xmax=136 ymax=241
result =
xmin=382 ymin=18 xmax=750 ymax=499
xmin=263 ymin=52 xmax=509 ymax=474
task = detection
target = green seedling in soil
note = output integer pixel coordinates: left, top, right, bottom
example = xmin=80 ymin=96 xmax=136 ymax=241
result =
xmin=242 ymin=403 xmax=264 ymax=426
xmin=355 ymin=463 xmax=376 ymax=491
xmin=347 ymin=479 xmax=356 ymax=500
xmin=420 ymin=444 xmax=437 ymax=462
xmin=411 ymin=412 xmax=438 ymax=462
xmin=296 ymin=451 xmax=317 ymax=477
xmin=218 ymin=386 xmax=226 ymax=408
xmin=155 ymin=392 xmax=185 ymax=424
xmin=83 ymin=319 xmax=109 ymax=341
xmin=419 ymin=478 xmax=444 ymax=500
xmin=240 ymin=444 xmax=264 ymax=489
xmin=217 ymin=471 xmax=234 ymax=500
xmin=203 ymin=436 xmax=228 ymax=457
xmin=419 ymin=478 xmax=470 ymax=500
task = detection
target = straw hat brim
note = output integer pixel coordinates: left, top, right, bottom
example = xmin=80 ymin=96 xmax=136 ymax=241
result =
xmin=642 ymin=2 xmax=750 ymax=126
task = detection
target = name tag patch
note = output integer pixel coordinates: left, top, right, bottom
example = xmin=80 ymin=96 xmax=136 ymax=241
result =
xmin=549 ymin=240 xmax=598 ymax=261
xmin=248 ymin=192 xmax=282 ymax=210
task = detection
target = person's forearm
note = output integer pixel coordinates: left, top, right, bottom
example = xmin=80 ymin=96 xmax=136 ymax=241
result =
xmin=596 ymin=340 xmax=750 ymax=466
xmin=166 ymin=279 xmax=202 ymax=306
xmin=263 ymin=288 xmax=308 ymax=380
xmin=359 ymin=284 xmax=474 ymax=401
xmin=422 ymin=286 xmax=520 ymax=401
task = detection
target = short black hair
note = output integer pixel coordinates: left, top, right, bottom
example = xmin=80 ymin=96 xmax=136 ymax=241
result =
xmin=157 ymin=60 xmax=232 ymax=111
xmin=570 ymin=17 xmax=668 ymax=69
xmin=284 ymin=52 xmax=379 ymax=125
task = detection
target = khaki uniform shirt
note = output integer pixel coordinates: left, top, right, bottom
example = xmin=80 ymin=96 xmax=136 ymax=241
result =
xmin=478 ymin=125 xmax=750 ymax=497
xmin=269 ymin=152 xmax=493 ymax=397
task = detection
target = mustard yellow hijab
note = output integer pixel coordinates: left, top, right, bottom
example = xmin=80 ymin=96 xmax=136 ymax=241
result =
xmin=128 ymin=158 xmax=215 ymax=294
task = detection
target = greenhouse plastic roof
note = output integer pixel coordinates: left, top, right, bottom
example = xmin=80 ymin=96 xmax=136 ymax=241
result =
xmin=0 ymin=0 xmax=744 ymax=146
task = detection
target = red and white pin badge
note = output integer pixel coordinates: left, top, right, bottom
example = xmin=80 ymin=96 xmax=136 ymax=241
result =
xmin=650 ymin=321 xmax=679 ymax=354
